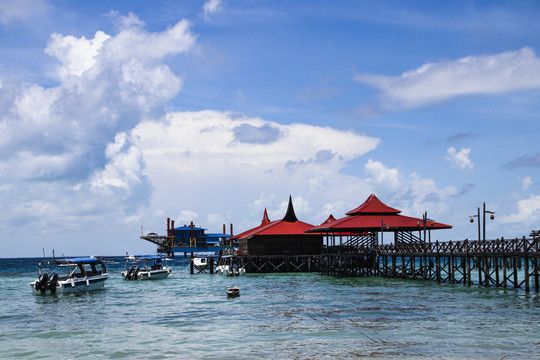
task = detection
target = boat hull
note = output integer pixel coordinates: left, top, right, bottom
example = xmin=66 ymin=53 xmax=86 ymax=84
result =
xmin=122 ymin=268 xmax=171 ymax=280
xmin=30 ymin=275 xmax=108 ymax=295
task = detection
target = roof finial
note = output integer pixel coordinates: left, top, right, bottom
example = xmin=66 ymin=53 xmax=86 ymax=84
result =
xmin=262 ymin=208 xmax=271 ymax=224
xmin=282 ymin=195 xmax=298 ymax=223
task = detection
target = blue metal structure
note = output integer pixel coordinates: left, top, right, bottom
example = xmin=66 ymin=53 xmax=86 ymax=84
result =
xmin=140 ymin=222 xmax=236 ymax=256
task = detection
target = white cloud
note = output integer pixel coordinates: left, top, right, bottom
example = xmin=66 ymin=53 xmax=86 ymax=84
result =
xmin=45 ymin=31 xmax=111 ymax=79
xmin=126 ymin=110 xmax=381 ymax=230
xmin=446 ymin=147 xmax=474 ymax=173
xmin=364 ymin=159 xmax=402 ymax=190
xmin=499 ymin=194 xmax=540 ymax=224
xmin=0 ymin=15 xmax=198 ymax=255
xmin=203 ymin=0 xmax=223 ymax=20
xmin=355 ymin=47 xmax=540 ymax=109
xmin=362 ymin=159 xmax=457 ymax=217
xmin=522 ymin=176 xmax=533 ymax=190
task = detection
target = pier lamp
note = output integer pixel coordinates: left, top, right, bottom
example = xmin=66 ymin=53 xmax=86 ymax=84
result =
xmin=417 ymin=212 xmax=434 ymax=243
xmin=469 ymin=203 xmax=495 ymax=241
xmin=482 ymin=203 xmax=495 ymax=242
xmin=381 ymin=219 xmax=390 ymax=246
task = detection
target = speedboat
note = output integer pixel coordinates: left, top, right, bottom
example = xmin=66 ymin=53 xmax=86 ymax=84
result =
xmin=30 ymin=257 xmax=109 ymax=295
xmin=122 ymin=255 xmax=172 ymax=280
xmin=215 ymin=255 xmax=245 ymax=276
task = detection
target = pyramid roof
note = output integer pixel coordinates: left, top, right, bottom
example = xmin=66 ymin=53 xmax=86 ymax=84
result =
xmin=308 ymin=194 xmax=451 ymax=233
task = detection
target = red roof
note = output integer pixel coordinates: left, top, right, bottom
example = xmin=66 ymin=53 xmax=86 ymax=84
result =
xmin=233 ymin=197 xmax=319 ymax=240
xmin=309 ymin=194 xmax=452 ymax=233
xmin=323 ymin=214 xmax=337 ymax=224
xmin=230 ymin=208 xmax=277 ymax=240
xmin=346 ymin=194 xmax=401 ymax=215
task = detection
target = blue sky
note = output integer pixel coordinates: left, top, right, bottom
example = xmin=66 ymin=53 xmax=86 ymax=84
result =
xmin=1 ymin=0 xmax=539 ymax=257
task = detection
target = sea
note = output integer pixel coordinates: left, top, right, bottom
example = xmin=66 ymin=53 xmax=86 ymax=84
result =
xmin=0 ymin=256 xmax=539 ymax=360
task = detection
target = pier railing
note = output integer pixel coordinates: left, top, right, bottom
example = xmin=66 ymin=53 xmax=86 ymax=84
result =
xmin=374 ymin=236 xmax=540 ymax=256
xmin=320 ymin=235 xmax=540 ymax=291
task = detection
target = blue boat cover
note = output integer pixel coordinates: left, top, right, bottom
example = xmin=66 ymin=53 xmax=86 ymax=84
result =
xmin=58 ymin=257 xmax=101 ymax=264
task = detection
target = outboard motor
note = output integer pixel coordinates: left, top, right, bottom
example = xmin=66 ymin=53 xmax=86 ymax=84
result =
xmin=36 ymin=273 xmax=49 ymax=294
xmin=127 ymin=265 xmax=139 ymax=280
xmin=48 ymin=273 xmax=59 ymax=294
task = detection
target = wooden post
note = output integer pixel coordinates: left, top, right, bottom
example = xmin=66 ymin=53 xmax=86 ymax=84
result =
xmin=524 ymin=255 xmax=530 ymax=292
xmin=401 ymin=255 xmax=406 ymax=279
xmin=513 ymin=256 xmax=518 ymax=289
xmin=502 ymin=255 xmax=507 ymax=289
xmin=495 ymin=256 xmax=500 ymax=287
xmin=436 ymin=255 xmax=441 ymax=283
xmin=411 ymin=255 xmax=416 ymax=280
xmin=484 ymin=255 xmax=490 ymax=287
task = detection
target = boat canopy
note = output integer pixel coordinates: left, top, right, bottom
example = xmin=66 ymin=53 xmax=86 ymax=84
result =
xmin=38 ymin=257 xmax=104 ymax=267
xmin=127 ymin=255 xmax=164 ymax=261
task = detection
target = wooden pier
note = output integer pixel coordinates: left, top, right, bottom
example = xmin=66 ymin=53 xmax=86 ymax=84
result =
xmin=321 ymin=232 xmax=540 ymax=292
xmin=191 ymin=232 xmax=540 ymax=292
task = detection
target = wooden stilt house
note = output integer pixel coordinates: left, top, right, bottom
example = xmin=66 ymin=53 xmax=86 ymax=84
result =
xmin=233 ymin=196 xmax=323 ymax=256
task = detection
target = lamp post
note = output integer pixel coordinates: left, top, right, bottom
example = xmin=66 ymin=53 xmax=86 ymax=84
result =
xmin=469 ymin=202 xmax=495 ymax=241
xmin=381 ymin=218 xmax=390 ymax=246
xmin=483 ymin=203 xmax=495 ymax=242
xmin=417 ymin=212 xmax=435 ymax=243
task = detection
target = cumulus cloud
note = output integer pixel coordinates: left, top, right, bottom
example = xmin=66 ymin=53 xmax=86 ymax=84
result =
xmin=362 ymin=159 xmax=457 ymax=217
xmin=0 ymin=13 xmax=197 ymax=254
xmin=121 ymin=110 xmax=383 ymax=231
xmin=355 ymin=47 xmax=540 ymax=109
xmin=45 ymin=31 xmax=111 ymax=78
xmin=499 ymin=194 xmax=540 ymax=224
xmin=446 ymin=147 xmax=474 ymax=173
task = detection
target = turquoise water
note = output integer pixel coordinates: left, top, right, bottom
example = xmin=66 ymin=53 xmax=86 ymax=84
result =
xmin=0 ymin=257 xmax=539 ymax=359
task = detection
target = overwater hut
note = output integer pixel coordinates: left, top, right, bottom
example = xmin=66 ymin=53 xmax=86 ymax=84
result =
xmin=307 ymin=194 xmax=452 ymax=248
xmin=233 ymin=196 xmax=323 ymax=256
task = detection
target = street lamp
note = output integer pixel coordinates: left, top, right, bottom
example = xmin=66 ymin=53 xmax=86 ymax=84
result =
xmin=469 ymin=202 xmax=495 ymax=241
xmin=417 ymin=211 xmax=435 ymax=243
xmin=381 ymin=218 xmax=391 ymax=246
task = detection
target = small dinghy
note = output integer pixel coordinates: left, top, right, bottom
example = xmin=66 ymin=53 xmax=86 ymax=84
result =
xmin=226 ymin=286 xmax=240 ymax=297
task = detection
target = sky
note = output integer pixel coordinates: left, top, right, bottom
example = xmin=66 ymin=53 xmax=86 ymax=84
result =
xmin=1 ymin=0 xmax=539 ymax=257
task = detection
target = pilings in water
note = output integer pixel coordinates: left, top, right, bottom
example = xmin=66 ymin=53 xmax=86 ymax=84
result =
xmin=187 ymin=235 xmax=539 ymax=292
xmin=321 ymin=235 xmax=540 ymax=292
xmin=241 ymin=255 xmax=320 ymax=273
xmin=189 ymin=255 xmax=320 ymax=274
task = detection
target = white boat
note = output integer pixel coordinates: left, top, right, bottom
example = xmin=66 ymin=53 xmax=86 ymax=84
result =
xmin=122 ymin=255 xmax=172 ymax=280
xmin=215 ymin=264 xmax=230 ymax=275
xmin=30 ymin=257 xmax=109 ymax=295
xmin=215 ymin=255 xmax=245 ymax=276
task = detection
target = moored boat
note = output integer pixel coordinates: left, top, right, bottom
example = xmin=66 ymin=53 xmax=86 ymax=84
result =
xmin=215 ymin=255 xmax=245 ymax=276
xmin=122 ymin=255 xmax=172 ymax=280
xmin=30 ymin=257 xmax=109 ymax=295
